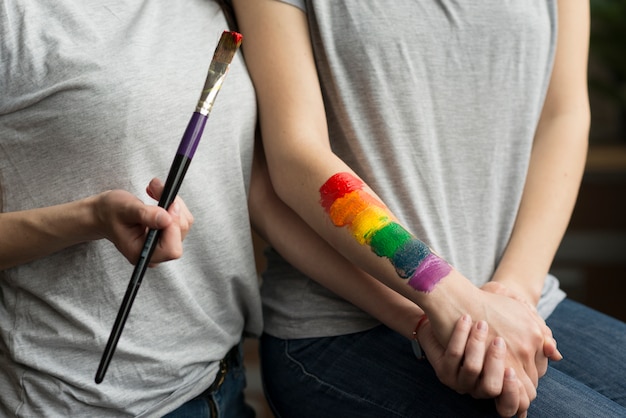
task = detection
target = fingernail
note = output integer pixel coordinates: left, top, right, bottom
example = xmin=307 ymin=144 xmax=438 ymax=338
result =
xmin=552 ymin=338 xmax=563 ymax=360
xmin=477 ymin=320 xmax=487 ymax=331
xmin=494 ymin=336 xmax=505 ymax=348
xmin=462 ymin=314 xmax=471 ymax=323
xmin=555 ymin=349 xmax=564 ymax=361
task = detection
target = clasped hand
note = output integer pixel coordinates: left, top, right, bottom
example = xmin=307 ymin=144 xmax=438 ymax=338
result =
xmin=422 ymin=274 xmax=561 ymax=417
xmin=93 ymin=178 xmax=194 ymax=266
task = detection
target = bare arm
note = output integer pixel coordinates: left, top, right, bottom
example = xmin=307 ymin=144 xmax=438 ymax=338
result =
xmin=249 ymin=140 xmax=422 ymax=339
xmin=0 ymin=179 xmax=191 ymax=271
xmin=1 ymin=195 xmax=103 ymax=269
xmin=491 ymin=0 xmax=591 ymax=305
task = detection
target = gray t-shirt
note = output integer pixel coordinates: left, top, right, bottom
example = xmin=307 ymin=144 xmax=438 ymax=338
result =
xmin=0 ymin=1 xmax=260 ymax=416
xmin=262 ymin=0 xmax=565 ymax=339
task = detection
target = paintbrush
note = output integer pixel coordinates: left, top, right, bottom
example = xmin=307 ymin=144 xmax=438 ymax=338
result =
xmin=95 ymin=30 xmax=243 ymax=384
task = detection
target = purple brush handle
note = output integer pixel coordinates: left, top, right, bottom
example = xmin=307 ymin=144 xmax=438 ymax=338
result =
xmin=176 ymin=112 xmax=208 ymax=160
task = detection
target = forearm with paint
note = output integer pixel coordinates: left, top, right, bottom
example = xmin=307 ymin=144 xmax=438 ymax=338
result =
xmin=319 ymin=172 xmax=451 ymax=293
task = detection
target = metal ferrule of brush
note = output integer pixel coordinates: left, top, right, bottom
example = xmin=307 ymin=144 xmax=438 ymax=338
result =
xmin=195 ymin=63 xmax=229 ymax=116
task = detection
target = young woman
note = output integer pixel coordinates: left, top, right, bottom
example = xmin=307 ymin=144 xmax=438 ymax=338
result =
xmin=235 ymin=0 xmax=626 ymax=416
xmin=0 ymin=1 xmax=259 ymax=415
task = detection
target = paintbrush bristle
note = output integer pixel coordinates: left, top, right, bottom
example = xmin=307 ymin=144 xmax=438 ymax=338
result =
xmin=213 ymin=31 xmax=243 ymax=65
xmin=195 ymin=31 xmax=242 ymax=115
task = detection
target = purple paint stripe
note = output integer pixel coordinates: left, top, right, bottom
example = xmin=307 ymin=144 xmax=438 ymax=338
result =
xmin=407 ymin=253 xmax=451 ymax=293
xmin=176 ymin=112 xmax=208 ymax=159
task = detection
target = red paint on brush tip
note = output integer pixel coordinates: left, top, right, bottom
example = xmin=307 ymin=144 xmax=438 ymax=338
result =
xmin=229 ymin=31 xmax=243 ymax=46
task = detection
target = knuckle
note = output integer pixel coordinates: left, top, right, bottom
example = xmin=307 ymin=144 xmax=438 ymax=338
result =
xmin=446 ymin=347 xmax=464 ymax=360
xmin=537 ymin=363 xmax=548 ymax=378
xmin=171 ymin=247 xmax=183 ymax=260
xmin=481 ymin=383 xmax=500 ymax=398
xmin=496 ymin=399 xmax=518 ymax=418
xmin=461 ymin=362 xmax=481 ymax=377
xmin=520 ymin=398 xmax=531 ymax=413
xmin=499 ymin=406 xmax=517 ymax=418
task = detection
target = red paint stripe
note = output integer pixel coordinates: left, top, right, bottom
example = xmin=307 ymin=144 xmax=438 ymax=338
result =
xmin=319 ymin=173 xmax=364 ymax=212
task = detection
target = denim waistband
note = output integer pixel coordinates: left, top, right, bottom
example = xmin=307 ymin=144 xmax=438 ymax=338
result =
xmin=207 ymin=344 xmax=240 ymax=393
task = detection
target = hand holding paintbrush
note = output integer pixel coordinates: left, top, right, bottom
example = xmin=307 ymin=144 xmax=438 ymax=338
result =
xmin=95 ymin=30 xmax=243 ymax=384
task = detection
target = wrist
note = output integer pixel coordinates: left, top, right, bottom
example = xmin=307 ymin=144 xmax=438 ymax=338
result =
xmin=492 ymin=260 xmax=546 ymax=306
xmin=416 ymin=268 xmax=476 ymax=316
xmin=491 ymin=276 xmax=542 ymax=306
xmin=77 ymin=193 xmax=107 ymax=242
xmin=412 ymin=314 xmax=428 ymax=341
xmin=411 ymin=315 xmax=429 ymax=360
xmin=413 ymin=268 xmax=479 ymax=344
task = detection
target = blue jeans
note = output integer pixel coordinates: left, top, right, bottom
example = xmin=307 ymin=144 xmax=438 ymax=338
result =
xmin=260 ymin=299 xmax=626 ymax=417
xmin=164 ymin=344 xmax=255 ymax=418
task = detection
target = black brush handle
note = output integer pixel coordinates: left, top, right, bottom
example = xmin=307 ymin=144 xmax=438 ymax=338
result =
xmin=95 ymin=113 xmax=207 ymax=384
xmin=95 ymin=155 xmax=191 ymax=384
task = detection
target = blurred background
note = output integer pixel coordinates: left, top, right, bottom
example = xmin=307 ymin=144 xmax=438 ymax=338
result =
xmin=245 ymin=2 xmax=626 ymax=415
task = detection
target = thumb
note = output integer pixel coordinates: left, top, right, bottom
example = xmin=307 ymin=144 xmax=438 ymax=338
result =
xmin=137 ymin=205 xmax=172 ymax=230
xmin=543 ymin=337 xmax=563 ymax=361
xmin=541 ymin=324 xmax=563 ymax=361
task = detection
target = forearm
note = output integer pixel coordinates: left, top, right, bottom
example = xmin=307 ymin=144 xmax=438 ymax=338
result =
xmin=492 ymin=0 xmax=591 ymax=305
xmin=250 ymin=145 xmax=423 ymax=339
xmin=263 ymin=147 xmax=472 ymax=325
xmin=235 ymin=0 xmax=473 ymax=326
xmin=0 ymin=196 xmax=99 ymax=270
xmin=492 ymin=115 xmax=588 ymax=304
